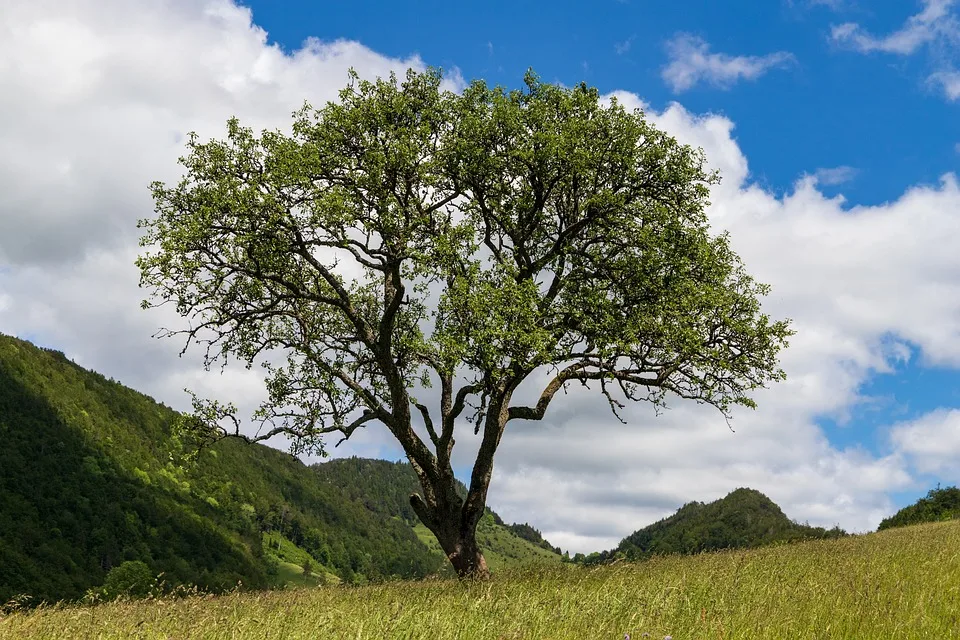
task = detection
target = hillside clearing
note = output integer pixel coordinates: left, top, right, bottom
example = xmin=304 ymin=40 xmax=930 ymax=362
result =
xmin=3 ymin=520 xmax=958 ymax=639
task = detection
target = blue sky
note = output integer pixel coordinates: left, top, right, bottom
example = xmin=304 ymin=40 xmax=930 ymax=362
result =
xmin=246 ymin=0 xmax=960 ymax=207
xmin=2 ymin=0 xmax=960 ymax=552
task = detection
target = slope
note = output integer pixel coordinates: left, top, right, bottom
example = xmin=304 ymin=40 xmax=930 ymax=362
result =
xmin=0 ymin=334 xmax=440 ymax=603
xmin=312 ymin=457 xmax=562 ymax=571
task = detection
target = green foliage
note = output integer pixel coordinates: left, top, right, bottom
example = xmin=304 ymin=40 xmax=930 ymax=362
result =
xmin=0 ymin=333 xmax=559 ymax=602
xmin=577 ymin=488 xmax=845 ymax=565
xmin=878 ymin=485 xmax=960 ymax=531
xmin=137 ymin=67 xmax=792 ymax=578
xmin=98 ymin=561 xmax=154 ymax=601
xmin=411 ymin=519 xmax=561 ymax=575
xmin=5 ymin=521 xmax=959 ymax=639
xmin=0 ymin=335 xmax=265 ymax=604
xmin=312 ymin=458 xmax=427 ymax=524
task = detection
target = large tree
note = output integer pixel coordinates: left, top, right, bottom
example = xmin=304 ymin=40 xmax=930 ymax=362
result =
xmin=137 ymin=68 xmax=792 ymax=579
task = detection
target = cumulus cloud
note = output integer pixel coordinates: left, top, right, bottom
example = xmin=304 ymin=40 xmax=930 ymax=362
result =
xmin=0 ymin=0 xmax=457 ymax=268
xmin=890 ymin=409 xmax=960 ymax=476
xmin=661 ymin=33 xmax=795 ymax=92
xmin=2 ymin=0 xmax=960 ymax=555
xmin=0 ymin=0 xmax=456 ymax=385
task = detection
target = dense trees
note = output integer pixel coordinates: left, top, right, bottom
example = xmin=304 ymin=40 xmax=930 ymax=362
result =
xmin=878 ymin=486 xmax=960 ymax=531
xmin=0 ymin=337 xmax=263 ymax=603
xmin=138 ymin=68 xmax=792 ymax=578
xmin=0 ymin=334 xmax=443 ymax=603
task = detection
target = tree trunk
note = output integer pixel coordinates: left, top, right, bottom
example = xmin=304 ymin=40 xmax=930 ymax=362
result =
xmin=406 ymin=389 xmax=515 ymax=581
xmin=409 ymin=492 xmax=491 ymax=580
xmin=438 ymin=528 xmax=489 ymax=580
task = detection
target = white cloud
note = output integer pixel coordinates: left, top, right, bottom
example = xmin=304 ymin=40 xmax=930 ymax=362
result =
xmin=661 ymin=33 xmax=795 ymax=92
xmin=485 ymin=94 xmax=960 ymax=550
xmin=812 ymin=165 xmax=859 ymax=185
xmin=0 ymin=0 xmax=459 ymax=268
xmin=930 ymin=70 xmax=960 ymax=99
xmin=3 ymin=0 xmax=960 ymax=556
xmin=830 ymin=0 xmax=957 ymax=54
xmin=0 ymin=0 xmax=458 ymax=409
xmin=830 ymin=2 xmax=960 ymax=103
xmin=890 ymin=409 xmax=960 ymax=476
xmin=615 ymin=36 xmax=635 ymax=55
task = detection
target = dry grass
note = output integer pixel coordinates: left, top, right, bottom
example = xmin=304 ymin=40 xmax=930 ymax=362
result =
xmin=3 ymin=520 xmax=958 ymax=639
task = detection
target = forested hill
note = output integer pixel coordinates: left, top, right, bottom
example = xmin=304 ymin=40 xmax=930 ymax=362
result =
xmin=0 ymin=334 xmax=554 ymax=604
xmin=577 ymin=488 xmax=846 ymax=564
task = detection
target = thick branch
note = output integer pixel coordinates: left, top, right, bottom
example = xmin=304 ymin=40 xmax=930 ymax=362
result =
xmin=507 ymin=362 xmax=668 ymax=422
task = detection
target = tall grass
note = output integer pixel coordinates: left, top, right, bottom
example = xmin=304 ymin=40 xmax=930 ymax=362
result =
xmin=3 ymin=520 xmax=958 ymax=639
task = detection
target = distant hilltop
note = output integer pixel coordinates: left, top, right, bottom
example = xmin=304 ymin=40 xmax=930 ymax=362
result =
xmin=575 ymin=487 xmax=846 ymax=564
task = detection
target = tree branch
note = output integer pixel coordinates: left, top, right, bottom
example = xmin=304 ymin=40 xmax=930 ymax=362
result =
xmin=507 ymin=362 xmax=668 ymax=422
xmin=413 ymin=401 xmax=440 ymax=446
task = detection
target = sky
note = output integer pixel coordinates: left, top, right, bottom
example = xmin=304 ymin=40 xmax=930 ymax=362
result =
xmin=2 ymin=0 xmax=960 ymax=554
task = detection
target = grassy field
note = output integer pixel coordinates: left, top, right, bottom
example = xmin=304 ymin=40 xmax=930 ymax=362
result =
xmin=2 ymin=520 xmax=958 ymax=639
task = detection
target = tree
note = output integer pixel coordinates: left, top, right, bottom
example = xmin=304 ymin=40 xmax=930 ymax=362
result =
xmin=137 ymin=68 xmax=792 ymax=579
xmin=99 ymin=560 xmax=154 ymax=600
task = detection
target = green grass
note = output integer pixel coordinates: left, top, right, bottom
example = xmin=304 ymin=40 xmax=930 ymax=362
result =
xmin=262 ymin=532 xmax=340 ymax=587
xmin=3 ymin=520 xmax=959 ymax=639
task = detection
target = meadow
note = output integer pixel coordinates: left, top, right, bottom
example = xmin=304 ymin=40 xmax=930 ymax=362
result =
xmin=2 ymin=520 xmax=958 ymax=640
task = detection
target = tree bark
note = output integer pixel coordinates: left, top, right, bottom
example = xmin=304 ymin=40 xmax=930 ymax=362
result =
xmin=409 ymin=490 xmax=491 ymax=580
xmin=440 ymin=530 xmax=489 ymax=580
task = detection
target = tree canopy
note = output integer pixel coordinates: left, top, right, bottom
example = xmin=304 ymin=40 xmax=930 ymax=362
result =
xmin=137 ymin=68 xmax=792 ymax=578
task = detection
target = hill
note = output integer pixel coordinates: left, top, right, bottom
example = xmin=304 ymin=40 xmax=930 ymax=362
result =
xmin=578 ymin=487 xmax=845 ymax=564
xmin=878 ymin=485 xmax=960 ymax=530
xmin=0 ymin=334 xmax=554 ymax=603
xmin=312 ymin=457 xmax=562 ymax=573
